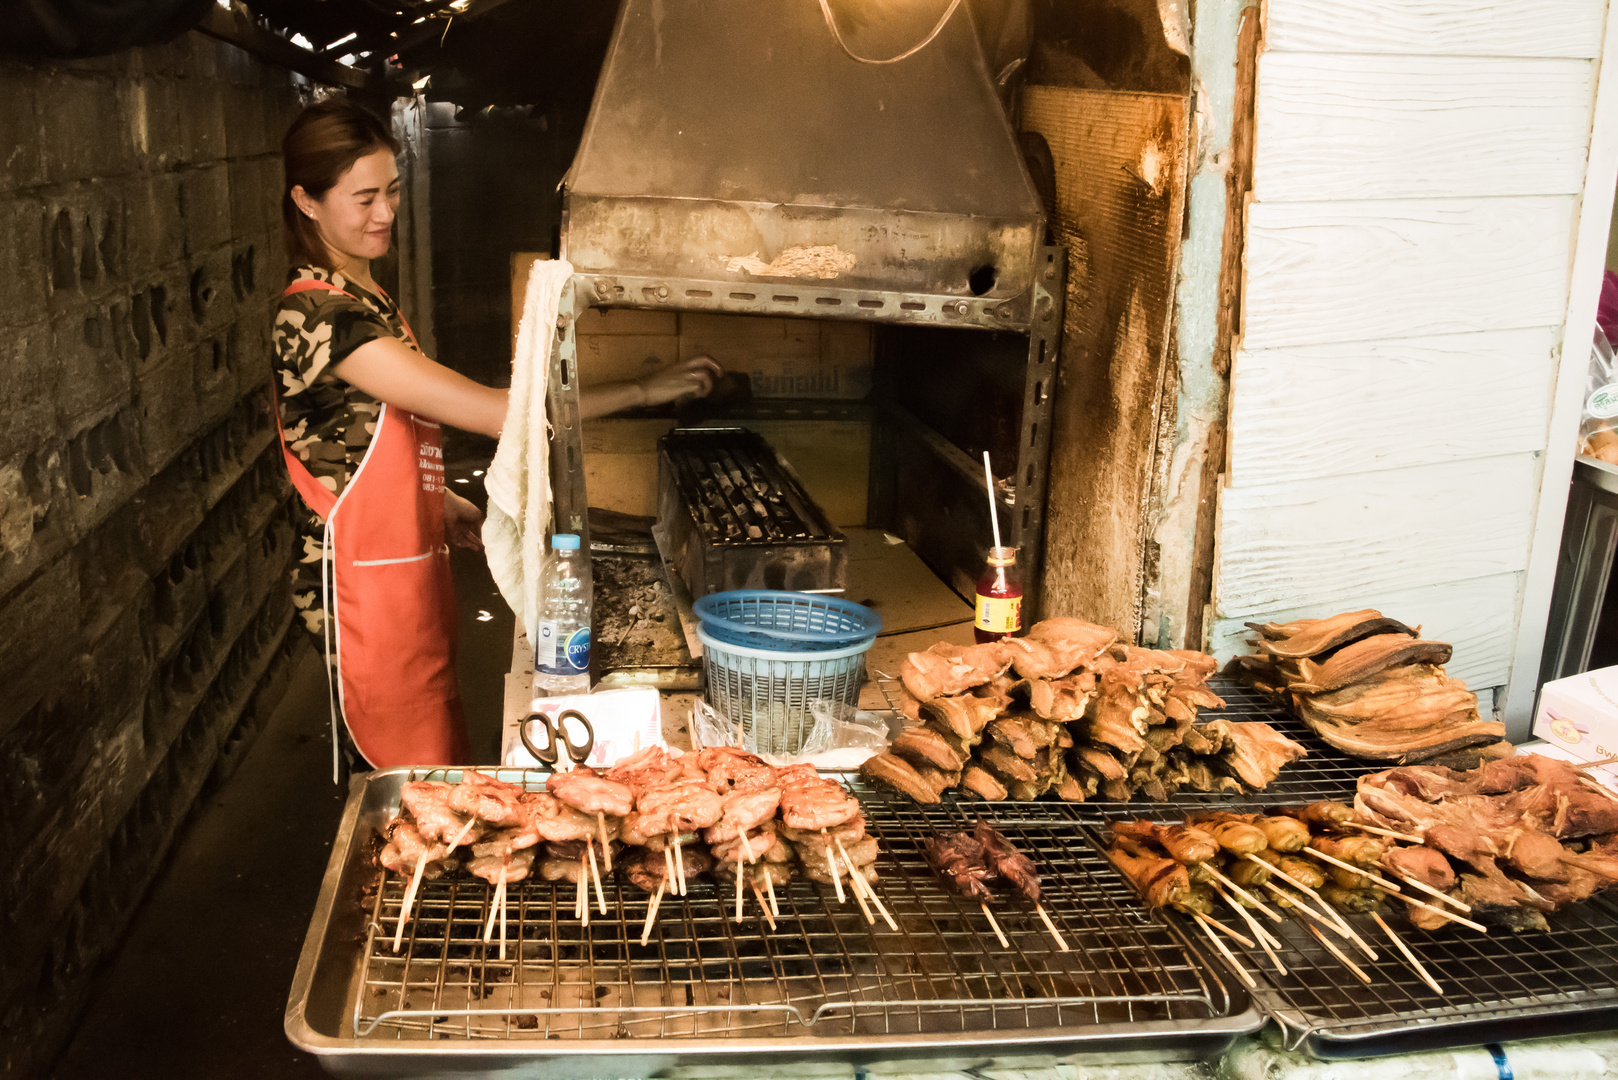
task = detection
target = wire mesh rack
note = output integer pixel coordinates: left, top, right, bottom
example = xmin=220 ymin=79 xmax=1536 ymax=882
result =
xmin=350 ymin=776 xmax=1250 ymax=1048
xmin=867 ymin=667 xmax=1618 ymax=1055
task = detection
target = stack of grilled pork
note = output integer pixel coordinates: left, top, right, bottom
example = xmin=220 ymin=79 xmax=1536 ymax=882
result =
xmin=1227 ymin=608 xmax=1510 ymax=767
xmin=861 ymin=619 xmax=1307 ymax=804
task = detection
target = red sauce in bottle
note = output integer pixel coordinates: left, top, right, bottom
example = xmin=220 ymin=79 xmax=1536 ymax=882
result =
xmin=974 ymin=546 xmax=1023 ymax=643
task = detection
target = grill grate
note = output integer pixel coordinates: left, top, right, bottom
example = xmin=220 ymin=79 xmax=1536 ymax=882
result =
xmin=868 ymin=668 xmax=1618 ymax=1053
xmin=354 ymin=778 xmax=1242 ymax=1042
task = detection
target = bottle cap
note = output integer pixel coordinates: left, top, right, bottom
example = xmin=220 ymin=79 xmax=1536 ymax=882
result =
xmin=986 ymin=545 xmax=1018 ymax=567
xmin=552 ymin=533 xmax=581 ymax=550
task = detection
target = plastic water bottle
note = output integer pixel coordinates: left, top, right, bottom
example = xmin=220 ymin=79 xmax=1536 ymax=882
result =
xmin=534 ymin=533 xmax=593 ymax=695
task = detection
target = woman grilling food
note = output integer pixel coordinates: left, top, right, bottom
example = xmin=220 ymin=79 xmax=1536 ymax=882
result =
xmin=273 ymin=98 xmax=719 ymax=775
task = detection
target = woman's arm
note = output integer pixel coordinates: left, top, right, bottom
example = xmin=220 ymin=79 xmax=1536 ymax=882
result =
xmin=579 ymin=355 xmax=724 ymax=421
xmin=332 ymin=336 xmax=509 ymax=438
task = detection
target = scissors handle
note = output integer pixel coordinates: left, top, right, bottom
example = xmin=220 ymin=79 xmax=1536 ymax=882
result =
xmin=518 ymin=709 xmax=596 ymax=767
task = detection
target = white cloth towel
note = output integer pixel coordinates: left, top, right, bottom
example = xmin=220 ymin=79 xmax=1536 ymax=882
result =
xmin=483 ymin=258 xmax=572 ymax=637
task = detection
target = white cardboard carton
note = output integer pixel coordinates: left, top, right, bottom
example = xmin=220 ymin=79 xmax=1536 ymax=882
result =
xmin=1533 ymin=666 xmax=1618 ymax=766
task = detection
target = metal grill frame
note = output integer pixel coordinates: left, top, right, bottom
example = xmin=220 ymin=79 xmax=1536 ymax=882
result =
xmin=287 ymin=769 xmax=1262 ymax=1073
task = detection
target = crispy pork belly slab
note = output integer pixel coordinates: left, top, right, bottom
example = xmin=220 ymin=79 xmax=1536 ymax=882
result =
xmin=1249 ymin=609 xmax=1416 ymax=659
xmin=860 ymin=752 xmax=940 ymax=804
xmin=960 ymin=764 xmax=1009 ymax=801
xmin=1000 ymin=618 xmax=1117 ymax=680
xmin=1289 ymin=634 xmax=1454 ymax=694
xmin=890 ymin=725 xmax=966 ymax=772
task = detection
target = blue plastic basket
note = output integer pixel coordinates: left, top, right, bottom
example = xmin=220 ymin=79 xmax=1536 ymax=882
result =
xmin=697 ymin=627 xmax=875 ymax=756
xmin=693 ymin=590 xmax=882 ymax=652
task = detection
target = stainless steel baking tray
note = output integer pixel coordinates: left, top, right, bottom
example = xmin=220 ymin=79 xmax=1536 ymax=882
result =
xmin=286 ymin=769 xmax=1262 ymax=1076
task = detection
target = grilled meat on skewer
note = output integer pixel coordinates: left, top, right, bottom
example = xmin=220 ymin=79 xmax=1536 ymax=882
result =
xmin=805 ymin=861 xmax=877 ymax=886
xmin=546 ymin=767 xmax=634 ymax=818
xmin=449 ymin=770 xmax=529 ymax=826
xmin=1254 ymin=848 xmax=1328 ymax=889
xmin=923 ymin=834 xmax=996 ymax=901
xmin=1319 ymin=883 xmax=1382 ymax=913
xmin=798 ymin=835 xmax=878 ymax=877
xmin=468 ymin=848 xmax=536 ymax=885
xmin=1106 ymin=837 xmax=1190 ymax=909
xmin=973 ymin=821 xmax=1041 ymax=904
xmin=1311 ymin=834 xmax=1385 ymax=867
xmin=1109 ymin=820 xmax=1219 ymax=864
xmin=696 ymin=747 xmax=780 ymax=794
xmin=710 ymin=823 xmax=778 ymax=866
xmin=704 ymin=787 xmax=783 ymax=844
xmin=634 ymin=780 xmax=724 ymax=833
xmin=778 ymin=770 xmax=861 ymax=831
xmin=519 ymin=791 xmax=597 ymax=843
xmin=1256 ymin=815 xmax=1310 ymax=852
xmin=1188 ymin=814 xmax=1268 ymax=855
xmin=780 ymin=815 xmax=866 ymax=845
xmin=399 ymin=782 xmax=484 ymax=845
xmin=604 ymin=746 xmax=686 ymax=795
xmin=380 ymin=819 xmax=456 ymax=879
xmin=471 ymin=826 xmax=543 ymax=860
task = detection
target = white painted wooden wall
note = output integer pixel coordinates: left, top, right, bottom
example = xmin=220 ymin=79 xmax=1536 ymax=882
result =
xmin=1207 ymin=0 xmax=1617 ymax=730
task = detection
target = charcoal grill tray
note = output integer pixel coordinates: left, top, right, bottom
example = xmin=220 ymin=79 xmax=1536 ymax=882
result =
xmin=286 ymin=769 xmax=1261 ymax=1076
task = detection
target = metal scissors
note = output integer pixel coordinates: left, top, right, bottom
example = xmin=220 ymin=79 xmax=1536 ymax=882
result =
xmin=519 ymin=708 xmax=595 ymax=769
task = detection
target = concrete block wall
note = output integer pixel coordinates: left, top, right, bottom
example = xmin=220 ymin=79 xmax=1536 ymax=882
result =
xmin=0 ymin=33 xmax=306 ymax=1077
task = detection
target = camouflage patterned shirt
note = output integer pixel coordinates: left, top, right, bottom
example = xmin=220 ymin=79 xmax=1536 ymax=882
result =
xmin=273 ymin=265 xmax=416 ymax=636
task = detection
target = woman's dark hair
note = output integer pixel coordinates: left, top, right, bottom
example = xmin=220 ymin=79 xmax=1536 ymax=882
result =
xmin=281 ymin=97 xmax=400 ymax=269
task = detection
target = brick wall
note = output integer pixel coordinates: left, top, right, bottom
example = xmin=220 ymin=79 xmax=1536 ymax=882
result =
xmin=0 ymin=33 xmax=306 ymax=1076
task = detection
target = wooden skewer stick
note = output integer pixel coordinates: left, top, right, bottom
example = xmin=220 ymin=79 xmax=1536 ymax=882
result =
xmin=1573 ymin=755 xmax=1618 ymax=769
xmin=837 ymin=836 xmax=896 ymax=930
xmin=588 ymin=840 xmax=607 ymax=916
xmin=1192 ymin=910 xmax=1255 ymax=989
xmin=663 ymin=844 xmax=676 ymax=894
xmin=764 ymin=871 xmax=780 ymax=917
xmin=577 ymin=852 xmax=589 ymax=926
xmin=1243 ymin=855 xmax=1357 ymax=939
xmin=735 ymin=860 xmax=746 ymax=922
xmin=1398 ymin=891 xmax=1488 ymax=933
xmin=753 ymin=883 xmax=777 ymax=930
xmin=1182 ymin=907 xmax=1254 ymax=949
xmin=393 ymin=850 xmax=431 ymax=952
xmin=1300 ymin=847 xmax=1403 ymax=893
xmin=673 ymin=833 xmax=687 ymax=896
xmin=982 ymin=902 xmax=1010 ymax=948
xmin=447 ymin=817 xmax=478 ymax=851
xmin=1300 ymin=917 xmax=1371 ymax=984
xmin=1389 ymin=870 xmax=1472 ymax=912
xmin=1373 ymin=911 xmax=1442 ymax=995
xmin=1035 ymin=905 xmax=1069 ymax=952
xmin=1202 ymin=864 xmax=1283 ymax=922
xmin=1262 ymin=883 xmax=1355 ymax=948
xmin=1580 ymin=775 xmax=1618 ymax=805
xmin=498 ymin=879 xmax=509 ymax=959
xmin=1216 ymin=888 xmax=1286 ymax=974
xmin=1342 ymin=821 xmax=1424 ymax=844
xmin=640 ymin=882 xmax=664 ymax=946
xmin=597 ymin=812 xmax=613 ymax=872
xmin=739 ymin=830 xmax=756 ymax=865
xmin=483 ymin=877 xmax=504 ymax=944
xmin=824 ymin=833 xmax=846 ymax=904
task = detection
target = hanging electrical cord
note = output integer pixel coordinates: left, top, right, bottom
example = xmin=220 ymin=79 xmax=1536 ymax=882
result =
xmin=817 ymin=0 xmax=963 ymax=64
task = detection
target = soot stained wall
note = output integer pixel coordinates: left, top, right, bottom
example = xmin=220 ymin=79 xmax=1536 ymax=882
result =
xmin=0 ymin=32 xmax=305 ymax=1076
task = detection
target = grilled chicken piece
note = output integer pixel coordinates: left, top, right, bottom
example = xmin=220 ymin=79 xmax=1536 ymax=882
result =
xmin=919 ymin=694 xmax=1001 ymax=742
xmin=900 ymin=641 xmax=1012 ymax=701
xmin=1107 ymin=838 xmax=1190 ymax=909
xmin=1025 ymin=672 xmax=1099 ymax=721
xmin=1189 ymin=813 xmax=1268 ymax=855
xmin=1110 ymin=820 xmax=1219 ymax=865
xmin=1254 ymin=849 xmax=1328 ymax=889
xmin=860 ymin=752 xmax=939 ymax=804
xmin=1320 ymin=883 xmax=1381 ymax=913
xmin=890 ymin=725 xmax=966 ymax=772
xmin=1312 ymin=834 xmax=1386 ymax=867
xmin=1000 ymin=618 xmax=1118 ymax=680
xmin=1256 ymin=816 xmax=1310 ymax=853
xmin=1227 ymin=859 xmax=1271 ymax=888
xmin=1279 ymin=801 xmax=1355 ymax=831
xmin=1381 ymin=844 xmax=1455 ymax=892
xmin=546 ymin=767 xmax=634 ymax=818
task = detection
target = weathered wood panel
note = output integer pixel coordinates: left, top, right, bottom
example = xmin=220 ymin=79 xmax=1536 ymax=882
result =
xmin=1207 ymin=570 xmax=1520 ymax=691
xmin=1021 ymin=86 xmax=1189 ymax=636
xmin=1226 ymin=328 xmax=1559 ymax=487
xmin=1214 ymin=454 xmax=1539 ymax=614
xmin=1264 ymin=0 xmax=1605 ymax=58
xmin=1241 ymin=196 xmax=1575 ymax=350
xmin=1253 ymin=54 xmax=1593 ymax=201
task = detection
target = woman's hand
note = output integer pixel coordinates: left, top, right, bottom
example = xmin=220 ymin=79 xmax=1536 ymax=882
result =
xmin=444 ymin=490 xmax=485 ymax=551
xmin=639 ymin=355 xmax=724 ymax=407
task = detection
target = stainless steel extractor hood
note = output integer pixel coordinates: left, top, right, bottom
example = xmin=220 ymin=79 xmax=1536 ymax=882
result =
xmin=562 ymin=0 xmax=1051 ymax=331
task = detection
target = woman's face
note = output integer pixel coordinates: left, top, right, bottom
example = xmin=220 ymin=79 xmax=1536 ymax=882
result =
xmin=294 ymin=146 xmax=400 ymax=269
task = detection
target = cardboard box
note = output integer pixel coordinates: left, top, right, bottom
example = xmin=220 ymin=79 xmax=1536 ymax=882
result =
xmin=1533 ymin=666 xmax=1618 ymax=763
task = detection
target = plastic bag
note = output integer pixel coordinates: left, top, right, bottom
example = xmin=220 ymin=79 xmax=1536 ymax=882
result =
xmin=689 ymin=698 xmax=891 ymax=768
xmin=1579 ymin=326 xmax=1618 ymax=464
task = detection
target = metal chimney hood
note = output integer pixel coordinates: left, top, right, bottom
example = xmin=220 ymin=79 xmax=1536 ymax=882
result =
xmin=562 ymin=0 xmax=1051 ymax=331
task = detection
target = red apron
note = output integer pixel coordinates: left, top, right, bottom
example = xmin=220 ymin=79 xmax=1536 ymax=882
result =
xmin=276 ymin=278 xmax=470 ymax=774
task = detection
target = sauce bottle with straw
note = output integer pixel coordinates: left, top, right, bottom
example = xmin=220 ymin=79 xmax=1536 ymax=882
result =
xmin=975 ymin=452 xmax=1024 ymax=643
